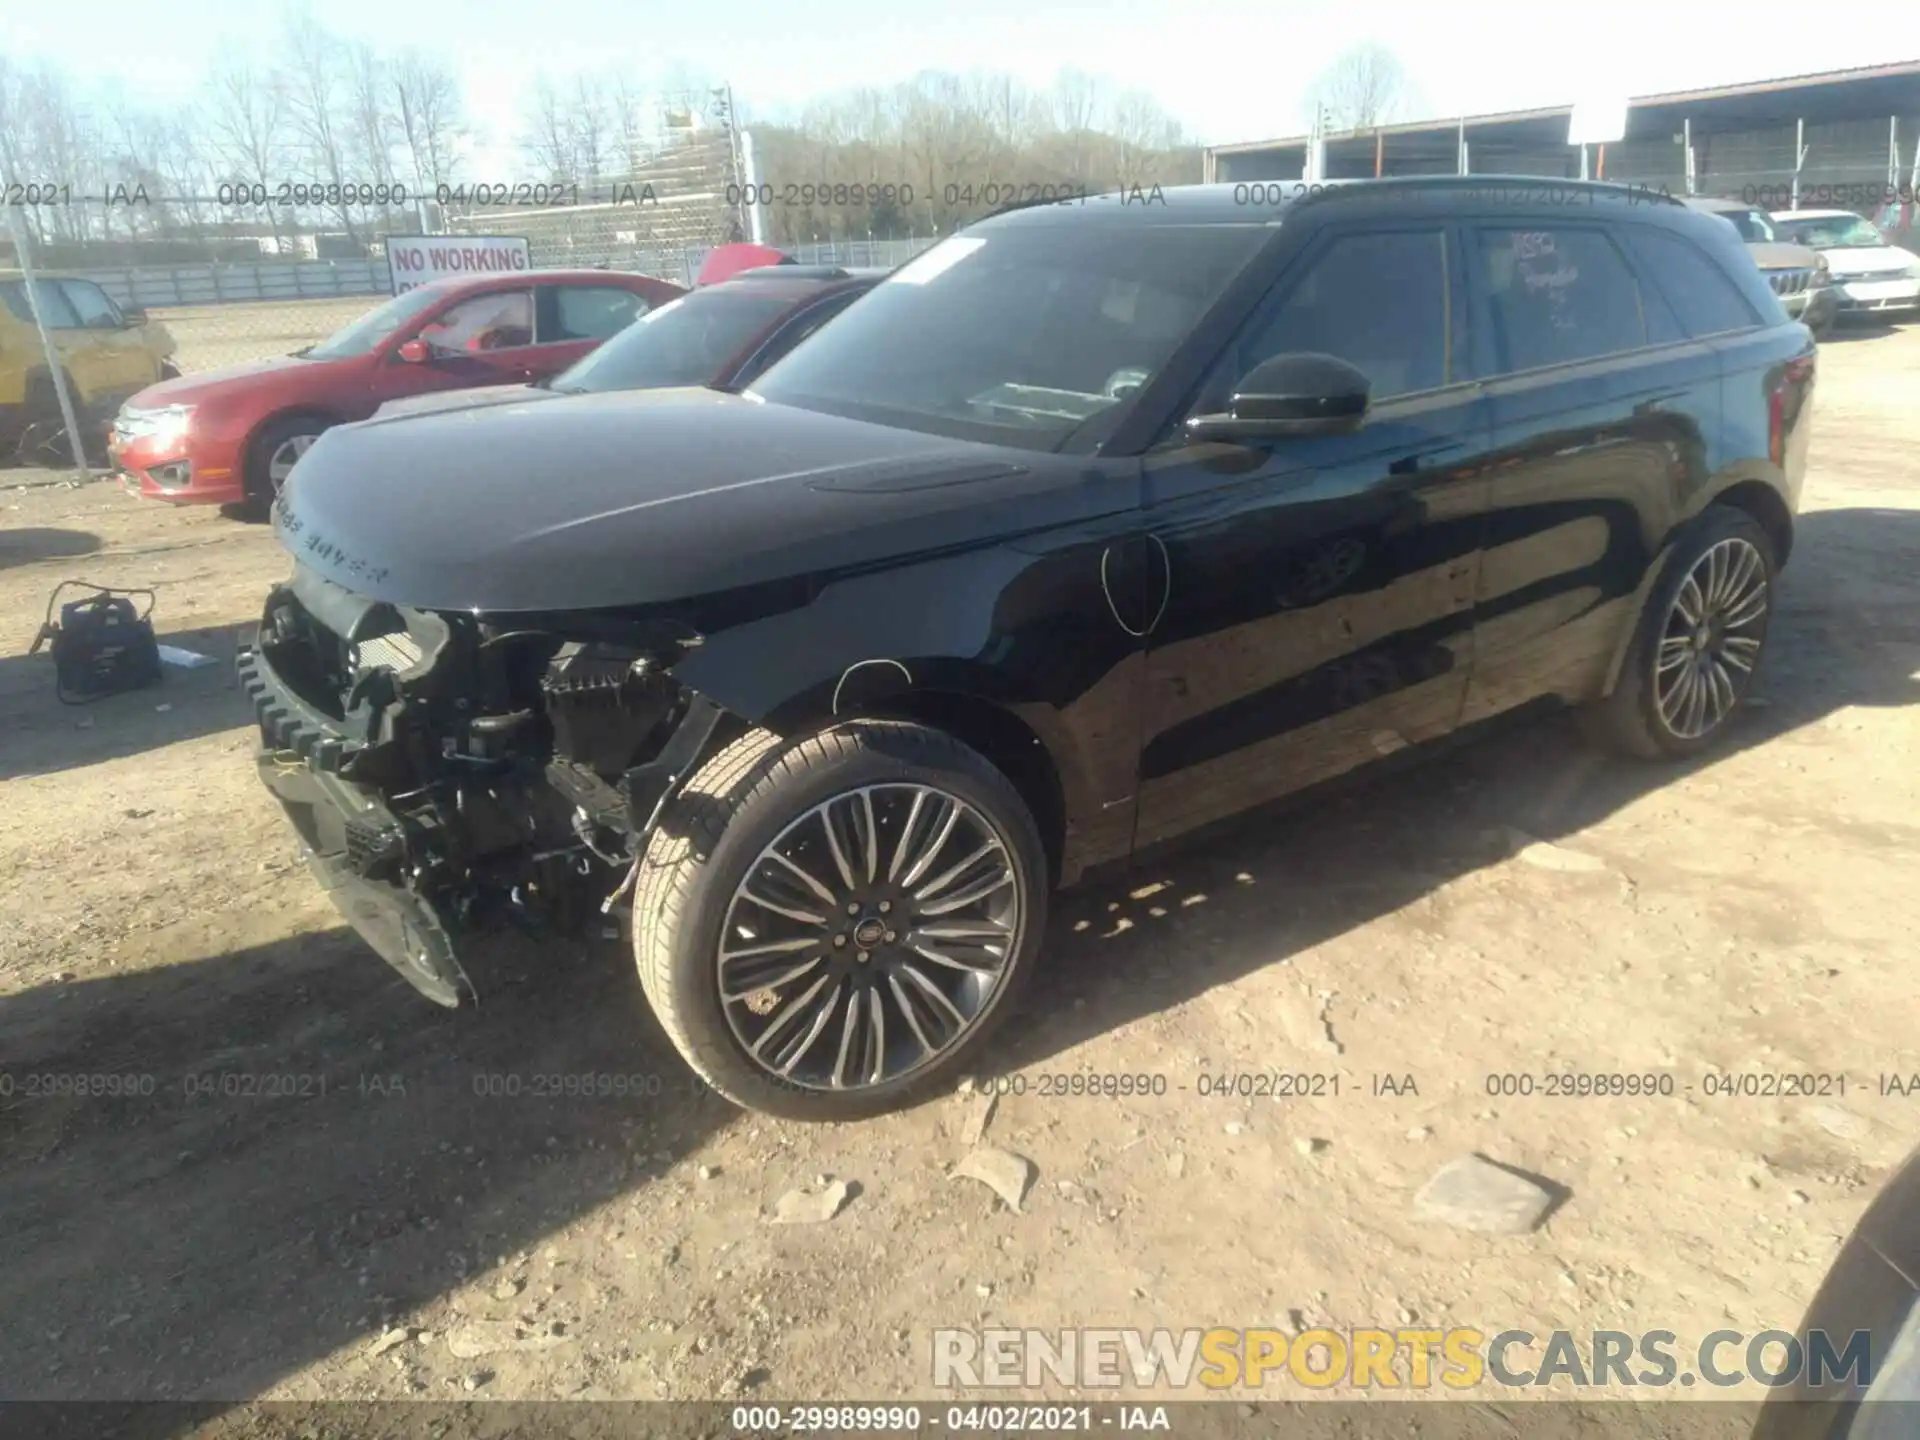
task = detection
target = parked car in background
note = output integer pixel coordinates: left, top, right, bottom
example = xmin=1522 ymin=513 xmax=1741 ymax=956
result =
xmin=1871 ymin=199 xmax=1916 ymax=250
xmin=1682 ymin=198 xmax=1837 ymax=337
xmin=1772 ymin=209 xmax=1920 ymax=321
xmin=1 ymin=271 xmax=177 ymax=460
xmin=110 ymin=269 xmax=684 ymax=509
xmin=375 ymin=265 xmax=886 ymax=420
xmin=696 ymin=242 xmax=797 ymax=286
xmin=239 ymin=177 xmax=1813 ymax=1120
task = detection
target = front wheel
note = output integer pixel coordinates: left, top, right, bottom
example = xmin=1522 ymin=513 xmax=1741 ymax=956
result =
xmin=632 ymin=720 xmax=1047 ymax=1120
xmin=1580 ymin=506 xmax=1776 ymax=760
xmin=244 ymin=415 xmax=331 ymax=512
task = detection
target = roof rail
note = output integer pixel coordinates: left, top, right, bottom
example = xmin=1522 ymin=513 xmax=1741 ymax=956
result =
xmin=1297 ymin=174 xmax=1681 ymax=207
xmin=729 ymin=264 xmax=852 ymax=281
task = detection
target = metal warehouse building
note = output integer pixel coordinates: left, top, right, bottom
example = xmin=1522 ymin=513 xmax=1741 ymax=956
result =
xmin=1204 ymin=61 xmax=1920 ymax=210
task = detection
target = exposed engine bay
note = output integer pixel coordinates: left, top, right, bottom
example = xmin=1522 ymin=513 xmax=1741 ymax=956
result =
xmin=240 ymin=563 xmax=726 ymax=1005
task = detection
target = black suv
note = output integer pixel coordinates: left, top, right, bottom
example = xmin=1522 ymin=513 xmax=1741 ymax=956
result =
xmin=242 ymin=178 xmax=1815 ymax=1119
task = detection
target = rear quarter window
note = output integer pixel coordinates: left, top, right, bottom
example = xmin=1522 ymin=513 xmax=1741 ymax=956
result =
xmin=1620 ymin=227 xmax=1765 ymax=337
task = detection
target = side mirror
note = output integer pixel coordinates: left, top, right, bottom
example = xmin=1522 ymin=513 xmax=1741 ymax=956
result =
xmin=120 ymin=305 xmax=149 ymax=328
xmin=1187 ymin=353 xmax=1371 ymax=442
xmin=396 ymin=338 xmax=432 ymax=364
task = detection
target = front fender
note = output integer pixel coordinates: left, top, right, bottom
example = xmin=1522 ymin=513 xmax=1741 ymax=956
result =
xmin=668 ymin=537 xmax=1146 ymax=882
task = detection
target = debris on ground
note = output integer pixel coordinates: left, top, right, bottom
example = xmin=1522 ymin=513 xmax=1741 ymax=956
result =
xmin=771 ymin=1179 xmax=852 ymax=1225
xmin=952 ymin=1146 xmax=1035 ymax=1213
xmin=1413 ymin=1155 xmax=1558 ymax=1235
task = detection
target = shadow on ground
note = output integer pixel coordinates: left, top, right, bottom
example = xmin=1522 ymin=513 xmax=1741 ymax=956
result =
xmin=0 ymin=528 xmax=102 ymax=571
xmin=0 ymin=620 xmax=254 ymax=781
xmin=0 ymin=925 xmax=726 ymax=1405
xmin=0 ymin=507 xmax=1915 ymax=1415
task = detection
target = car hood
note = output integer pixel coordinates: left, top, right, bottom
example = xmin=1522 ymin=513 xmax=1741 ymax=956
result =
xmin=275 ymin=388 xmax=1114 ymax=614
xmin=375 ymin=383 xmax=555 ymax=418
xmin=1820 ymin=245 xmax=1917 ymax=276
xmin=128 ymin=353 xmax=333 ymax=408
xmin=1747 ymin=241 xmax=1821 ymax=271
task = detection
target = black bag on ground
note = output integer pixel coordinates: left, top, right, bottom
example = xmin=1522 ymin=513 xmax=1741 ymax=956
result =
xmin=27 ymin=582 xmax=162 ymax=704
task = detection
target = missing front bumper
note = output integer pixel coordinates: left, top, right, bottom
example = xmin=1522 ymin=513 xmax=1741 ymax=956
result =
xmin=256 ymin=751 xmax=468 ymax=1007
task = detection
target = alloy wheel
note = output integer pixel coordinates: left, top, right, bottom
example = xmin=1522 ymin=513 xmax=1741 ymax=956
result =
xmin=267 ymin=433 xmax=319 ymax=491
xmin=1654 ymin=536 xmax=1769 ymax=740
xmin=716 ymin=784 xmax=1024 ymax=1092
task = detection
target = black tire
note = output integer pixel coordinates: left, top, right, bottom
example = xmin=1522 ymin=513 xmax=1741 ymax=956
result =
xmin=243 ymin=414 xmax=332 ymax=512
xmin=1579 ymin=505 xmax=1777 ymax=760
xmin=632 ymin=719 xmax=1048 ymax=1120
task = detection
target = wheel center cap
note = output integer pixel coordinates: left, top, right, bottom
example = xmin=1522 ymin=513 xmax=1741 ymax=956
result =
xmin=852 ymin=917 xmax=889 ymax=950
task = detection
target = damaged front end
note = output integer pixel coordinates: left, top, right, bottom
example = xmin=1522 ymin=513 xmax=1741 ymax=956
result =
xmin=238 ymin=564 xmax=725 ymax=1005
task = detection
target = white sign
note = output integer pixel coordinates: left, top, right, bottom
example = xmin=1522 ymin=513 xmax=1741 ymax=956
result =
xmin=1568 ymin=99 xmax=1629 ymax=147
xmin=384 ymin=234 xmax=532 ymax=294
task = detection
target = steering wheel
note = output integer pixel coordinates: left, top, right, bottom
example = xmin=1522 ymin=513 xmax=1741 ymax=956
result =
xmin=1103 ymin=367 xmax=1150 ymax=400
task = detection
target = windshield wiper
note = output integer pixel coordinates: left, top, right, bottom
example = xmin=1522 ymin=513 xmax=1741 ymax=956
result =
xmin=290 ymin=346 xmax=314 ymax=358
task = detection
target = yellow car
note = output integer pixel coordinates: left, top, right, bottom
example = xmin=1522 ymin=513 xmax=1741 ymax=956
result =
xmin=1 ymin=270 xmax=178 ymax=455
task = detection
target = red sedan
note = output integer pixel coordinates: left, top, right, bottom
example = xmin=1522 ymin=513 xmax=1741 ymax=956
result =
xmin=111 ymin=269 xmax=683 ymax=509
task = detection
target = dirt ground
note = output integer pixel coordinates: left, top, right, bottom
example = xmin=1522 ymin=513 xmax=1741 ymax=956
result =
xmin=2 ymin=327 xmax=1918 ymax=1414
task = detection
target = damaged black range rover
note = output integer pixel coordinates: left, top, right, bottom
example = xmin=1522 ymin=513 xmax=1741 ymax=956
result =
xmin=243 ymin=179 xmax=1812 ymax=1119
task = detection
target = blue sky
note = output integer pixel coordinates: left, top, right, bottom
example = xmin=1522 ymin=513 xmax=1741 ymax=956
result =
xmin=6 ymin=0 xmax=1912 ymax=166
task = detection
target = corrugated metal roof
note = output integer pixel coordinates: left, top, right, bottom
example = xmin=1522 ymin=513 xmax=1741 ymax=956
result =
xmin=1209 ymin=59 xmax=1920 ymax=156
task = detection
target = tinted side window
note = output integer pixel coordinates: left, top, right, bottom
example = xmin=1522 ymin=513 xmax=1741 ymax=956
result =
xmin=60 ymin=280 xmax=122 ymax=327
xmin=1471 ymin=227 xmax=1648 ymax=373
xmin=549 ymin=286 xmax=647 ymax=342
xmin=1208 ymin=229 xmax=1450 ymax=406
xmin=1621 ymin=228 xmax=1764 ymax=338
xmin=3 ymin=280 xmax=82 ymax=328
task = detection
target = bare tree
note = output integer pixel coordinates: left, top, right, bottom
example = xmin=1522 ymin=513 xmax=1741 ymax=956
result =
xmin=1049 ymin=69 xmax=1106 ymax=182
xmin=1304 ymin=43 xmax=1413 ymax=133
xmin=605 ymin=70 xmax=653 ymax=174
xmin=343 ymin=41 xmax=398 ymax=234
xmin=519 ymin=75 xmax=575 ymax=181
xmin=570 ymin=75 xmax=611 ymax=181
xmin=1108 ymin=87 xmax=1185 ymax=188
xmin=203 ymin=52 xmax=288 ymax=249
xmin=281 ymin=14 xmax=362 ymax=246
xmin=391 ymin=49 xmax=463 ymax=201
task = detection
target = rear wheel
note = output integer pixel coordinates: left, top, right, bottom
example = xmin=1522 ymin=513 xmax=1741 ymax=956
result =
xmin=244 ymin=414 xmax=332 ymax=512
xmin=633 ymin=720 xmax=1047 ymax=1120
xmin=1580 ymin=506 xmax=1776 ymax=760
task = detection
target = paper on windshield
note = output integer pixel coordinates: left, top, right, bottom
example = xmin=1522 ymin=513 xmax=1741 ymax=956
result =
xmin=889 ymin=237 xmax=986 ymax=286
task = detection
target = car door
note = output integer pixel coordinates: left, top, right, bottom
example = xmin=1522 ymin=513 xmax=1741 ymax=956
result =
xmin=1457 ymin=218 xmax=1723 ymax=726
xmin=6 ymin=279 xmax=106 ymax=413
xmin=1131 ymin=223 xmax=1494 ymax=853
xmin=530 ymin=284 xmax=655 ymax=379
xmin=58 ymin=279 xmax=155 ymax=401
xmin=377 ymin=287 xmax=544 ymax=404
